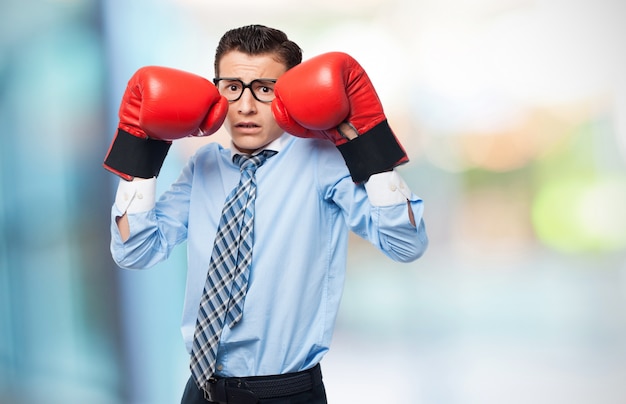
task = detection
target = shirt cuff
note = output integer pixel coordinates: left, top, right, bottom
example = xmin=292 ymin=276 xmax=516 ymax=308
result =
xmin=114 ymin=177 xmax=156 ymax=214
xmin=364 ymin=170 xmax=412 ymax=206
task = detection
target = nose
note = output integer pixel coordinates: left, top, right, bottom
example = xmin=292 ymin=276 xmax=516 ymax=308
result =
xmin=237 ymin=87 xmax=257 ymax=114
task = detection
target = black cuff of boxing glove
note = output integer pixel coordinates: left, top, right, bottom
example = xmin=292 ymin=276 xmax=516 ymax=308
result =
xmin=336 ymin=120 xmax=408 ymax=183
xmin=103 ymin=129 xmax=171 ymax=179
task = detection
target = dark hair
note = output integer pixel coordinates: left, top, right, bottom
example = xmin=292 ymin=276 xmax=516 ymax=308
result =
xmin=214 ymin=24 xmax=302 ymax=76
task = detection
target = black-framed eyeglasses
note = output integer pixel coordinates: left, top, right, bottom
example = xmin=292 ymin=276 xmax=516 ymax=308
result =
xmin=213 ymin=78 xmax=278 ymax=103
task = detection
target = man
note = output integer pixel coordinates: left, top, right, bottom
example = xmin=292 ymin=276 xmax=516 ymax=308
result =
xmin=105 ymin=24 xmax=428 ymax=404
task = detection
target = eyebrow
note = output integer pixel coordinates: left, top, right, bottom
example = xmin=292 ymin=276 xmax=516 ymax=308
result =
xmin=216 ymin=77 xmax=278 ymax=81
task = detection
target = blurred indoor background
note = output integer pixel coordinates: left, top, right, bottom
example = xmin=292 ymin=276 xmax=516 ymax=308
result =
xmin=1 ymin=0 xmax=625 ymax=403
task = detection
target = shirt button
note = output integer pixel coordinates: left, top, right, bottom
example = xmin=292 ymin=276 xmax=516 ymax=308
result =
xmin=137 ymin=193 xmax=143 ymax=199
xmin=389 ymin=184 xmax=397 ymax=192
xmin=217 ymin=364 xmax=223 ymax=371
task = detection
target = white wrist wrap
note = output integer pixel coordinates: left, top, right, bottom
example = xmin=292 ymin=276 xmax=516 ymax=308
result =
xmin=114 ymin=177 xmax=157 ymax=214
xmin=364 ymin=170 xmax=412 ymax=206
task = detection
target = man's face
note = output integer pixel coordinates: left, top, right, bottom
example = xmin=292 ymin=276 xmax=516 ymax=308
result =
xmin=217 ymin=51 xmax=287 ymax=154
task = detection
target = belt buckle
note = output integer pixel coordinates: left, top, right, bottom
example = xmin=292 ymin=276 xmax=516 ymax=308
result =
xmin=203 ymin=377 xmax=221 ymax=402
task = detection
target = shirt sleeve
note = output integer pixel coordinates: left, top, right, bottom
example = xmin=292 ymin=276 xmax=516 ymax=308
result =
xmin=316 ymin=143 xmax=428 ymax=263
xmin=110 ymin=161 xmax=193 ymax=269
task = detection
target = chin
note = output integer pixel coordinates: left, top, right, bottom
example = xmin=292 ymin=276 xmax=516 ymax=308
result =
xmin=233 ymin=138 xmax=265 ymax=154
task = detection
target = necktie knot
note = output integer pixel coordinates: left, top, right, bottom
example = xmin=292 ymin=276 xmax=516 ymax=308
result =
xmin=234 ymin=150 xmax=277 ymax=174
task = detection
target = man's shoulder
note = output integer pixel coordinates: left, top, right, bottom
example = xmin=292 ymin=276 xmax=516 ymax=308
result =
xmin=191 ymin=141 xmax=230 ymax=160
xmin=286 ymin=136 xmax=340 ymax=157
xmin=282 ymin=136 xmax=350 ymax=182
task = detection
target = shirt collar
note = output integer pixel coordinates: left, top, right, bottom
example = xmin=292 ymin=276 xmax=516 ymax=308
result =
xmin=230 ymin=132 xmax=291 ymax=160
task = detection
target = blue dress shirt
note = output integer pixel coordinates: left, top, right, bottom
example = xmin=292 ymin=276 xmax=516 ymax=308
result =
xmin=110 ymin=134 xmax=428 ymax=378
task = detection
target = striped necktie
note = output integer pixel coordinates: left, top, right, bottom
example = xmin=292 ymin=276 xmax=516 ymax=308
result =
xmin=190 ymin=150 xmax=277 ymax=388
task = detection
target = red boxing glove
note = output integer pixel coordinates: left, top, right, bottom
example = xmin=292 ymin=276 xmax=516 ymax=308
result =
xmin=272 ymin=52 xmax=408 ymax=182
xmin=104 ymin=66 xmax=229 ymax=180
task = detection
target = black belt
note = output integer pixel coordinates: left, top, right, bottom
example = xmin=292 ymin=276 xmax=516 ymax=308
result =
xmin=202 ymin=364 xmax=323 ymax=404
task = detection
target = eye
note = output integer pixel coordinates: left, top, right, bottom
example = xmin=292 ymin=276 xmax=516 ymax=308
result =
xmin=253 ymin=81 xmax=275 ymax=94
xmin=227 ymin=83 xmax=242 ymax=92
xmin=219 ymin=80 xmax=242 ymax=93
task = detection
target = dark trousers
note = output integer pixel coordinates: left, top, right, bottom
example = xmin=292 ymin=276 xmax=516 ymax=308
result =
xmin=181 ymin=366 xmax=328 ymax=404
